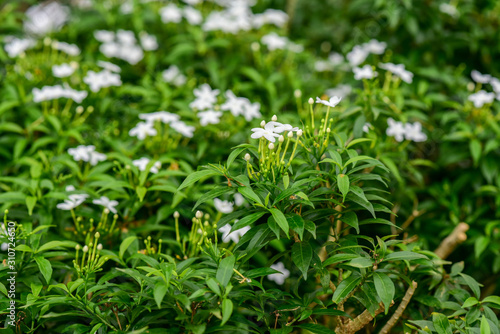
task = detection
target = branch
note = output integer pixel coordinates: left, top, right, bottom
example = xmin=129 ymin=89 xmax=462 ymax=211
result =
xmin=343 ymin=302 xmax=388 ymax=333
xmin=434 ymin=223 xmax=469 ymax=259
xmin=378 ymin=281 xmax=418 ymax=334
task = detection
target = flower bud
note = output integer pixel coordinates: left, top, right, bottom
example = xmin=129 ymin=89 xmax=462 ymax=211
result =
xmin=279 ymin=135 xmax=284 ymax=143
xmin=83 ymin=245 xmax=89 ymax=253
xmin=297 ymin=130 xmax=303 ymax=137
xmin=76 ymin=106 xmax=84 ymax=114
xmin=326 ymin=128 xmax=331 ymax=133
xmin=195 ymin=210 xmax=203 ymax=219
xmin=97 ymin=243 xmax=103 ymax=251
xmin=95 ymin=232 xmax=100 ymax=238
xmin=308 ymin=97 xmax=314 ymax=104
xmin=244 ymin=153 xmax=251 ymax=161
xmin=75 ymin=244 xmax=81 ymax=251
xmin=271 ymin=115 xmax=278 ymax=121
xmin=174 ymin=211 xmax=180 ymax=218
xmin=268 ymin=143 xmax=275 ymax=150
xmin=251 ymin=42 xmax=260 ymax=52
xmin=104 ymin=208 xmax=109 ymax=214
xmin=294 ymin=89 xmax=302 ymax=98
xmin=288 ymin=132 xmax=294 ymax=138
xmin=260 ymin=120 xmax=266 ymax=128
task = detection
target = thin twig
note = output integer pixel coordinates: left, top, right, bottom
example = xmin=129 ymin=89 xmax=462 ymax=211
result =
xmin=434 ymin=223 xmax=469 ymax=259
xmin=379 ymin=281 xmax=418 ymax=334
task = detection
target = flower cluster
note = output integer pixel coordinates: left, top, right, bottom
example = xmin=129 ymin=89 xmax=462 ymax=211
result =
xmin=132 ymin=157 xmax=161 ymax=174
xmin=23 ymin=2 xmax=70 ymax=36
xmin=32 ymin=85 xmax=88 ymax=103
xmin=467 ymin=70 xmax=500 ymax=107
xmin=386 ymin=118 xmax=427 ymax=142
xmin=160 ymin=3 xmax=202 ymax=25
xmin=4 ymin=37 xmax=35 ymax=57
xmin=261 ymin=32 xmax=303 ymax=53
xmin=346 ymin=39 xmax=387 ymax=66
xmin=130 ymin=111 xmax=194 ymax=139
xmin=379 ymin=62 xmax=414 ymax=83
xmin=162 ymin=65 xmax=187 ymax=87
xmin=353 ymin=65 xmax=378 ymax=80
xmin=56 ymin=186 xmax=118 ymax=215
xmin=314 ymin=52 xmax=344 ymax=72
xmin=221 ymin=90 xmax=261 ymax=121
xmin=52 ymin=41 xmax=81 ymax=56
xmin=83 ymin=69 xmax=122 ymax=92
xmin=94 ymin=29 xmax=149 ymax=65
xmin=52 ymin=63 xmax=77 ymax=78
xmin=68 ymin=145 xmax=107 ymax=165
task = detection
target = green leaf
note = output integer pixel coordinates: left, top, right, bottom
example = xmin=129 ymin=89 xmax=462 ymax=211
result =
xmin=221 ymin=299 xmax=233 ymax=325
xmin=119 ymin=236 xmax=138 ymax=260
xmin=459 ymin=273 xmax=482 ymax=298
xmin=481 ymin=315 xmax=491 ymax=334
xmin=283 ymin=174 xmax=290 ymax=189
xmin=269 ymin=208 xmax=289 ymax=238
xmin=206 ymin=278 xmax=221 ymax=296
xmin=323 ymin=253 xmax=359 ymax=266
xmin=177 ymin=169 xmax=220 ymax=191
xmin=343 ymin=155 xmax=376 ymax=169
xmin=432 ymin=313 xmax=452 ymax=334
xmin=383 ymin=251 xmax=428 ymax=262
xmin=25 ymin=196 xmax=37 ymax=216
xmin=295 ymin=323 xmax=335 ymax=334
xmin=216 ymin=255 xmax=235 ymax=287
xmin=193 ymin=186 xmax=231 ymax=210
xmin=136 ymin=186 xmax=147 ymax=202
xmin=154 ymin=281 xmax=169 ymax=308
xmin=148 ymin=184 xmax=178 ymax=193
xmin=482 ymin=296 xmax=500 ymax=308
xmin=342 ymin=211 xmax=359 ymax=234
xmin=238 ymin=186 xmax=263 ymax=206
xmin=470 ymin=139 xmax=482 ymax=167
xmin=475 ymin=236 xmax=489 ymax=259
xmin=337 ymin=174 xmax=350 ymax=201
xmin=226 ymin=147 xmax=246 ymax=169
xmin=34 ymin=256 xmax=53 ymax=284
xmin=348 ymin=257 xmax=373 ymax=268
xmin=332 ymin=275 xmax=362 ymax=303
xmin=292 ymin=241 xmax=312 ymax=280
xmin=287 ymin=214 xmax=305 ymax=240
xmin=347 ymin=186 xmax=375 ymax=218
xmin=347 ymin=138 xmax=373 ymax=148
xmin=36 ymin=240 xmax=77 ymax=253
xmin=373 ymin=272 xmax=395 ymax=313
xmin=462 ymin=297 xmax=479 ymax=308
xmin=231 ymin=211 xmax=266 ymax=232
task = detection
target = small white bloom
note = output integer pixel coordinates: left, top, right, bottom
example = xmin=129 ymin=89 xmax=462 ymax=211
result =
xmin=132 ymin=157 xmax=161 ymax=174
xmin=24 ymin=2 xmax=70 ymax=36
xmin=190 ymin=84 xmax=220 ymax=110
xmin=1 ymin=243 xmax=8 ymax=251
xmin=4 ymin=37 xmax=35 ymax=57
xmin=97 ymin=60 xmax=121 ymax=73
xmin=214 ymin=198 xmax=234 ymax=214
xmin=220 ymin=90 xmax=249 ymax=117
xmin=139 ymin=32 xmax=158 ymax=51
xmin=139 ymin=111 xmax=180 ymax=124
xmin=471 ymin=70 xmax=492 ymax=84
xmin=325 ymin=85 xmax=352 ymax=99
xmin=129 ymin=122 xmax=158 ymax=140
xmin=267 ymin=262 xmax=290 ymax=285
xmin=57 ymin=188 xmax=88 ymax=211
xmin=386 ymin=118 xmax=405 ymax=142
xmin=198 ymin=110 xmax=223 ymax=126
xmin=117 ymin=29 xmax=136 ymax=45
xmin=328 ymin=52 xmax=344 ymax=65
xmin=171 ymin=121 xmax=195 ymax=138
xmin=363 ymin=39 xmax=386 ymax=54
xmin=490 ymin=78 xmax=500 ymax=94
xmin=183 ymin=0 xmax=202 ymax=5
xmin=468 ymin=90 xmax=495 ymax=108
xmin=404 ymin=122 xmax=427 ymax=142
xmin=32 ymin=85 xmax=87 ymax=103
xmin=379 ymin=63 xmax=413 ymax=83
xmin=439 ymin=3 xmax=458 ymax=17
xmin=261 ymin=32 xmax=288 ymax=51
xmin=160 ymin=4 xmax=182 ymax=23
xmin=315 ymin=96 xmax=342 ymax=108
xmin=162 ymin=66 xmax=187 ymax=86
xmin=183 ymin=6 xmax=203 ymax=25
xmin=234 ymin=193 xmax=245 ymax=206
xmin=83 ymin=70 xmax=122 ymax=92
xmin=93 ymin=196 xmax=119 ymax=214
xmin=346 ymin=45 xmax=369 ymax=66
xmin=250 ymin=122 xmax=281 ymax=142
xmin=243 ymin=102 xmax=262 ymax=121
xmin=52 ymin=41 xmax=80 ymax=56
xmin=353 ymin=65 xmax=378 ymax=80
xmin=52 ymin=63 xmax=75 ymax=78
xmin=94 ymin=30 xmax=115 ymax=43
xmin=362 ymin=123 xmax=371 ymax=133
xmin=219 ymin=224 xmax=250 ymax=243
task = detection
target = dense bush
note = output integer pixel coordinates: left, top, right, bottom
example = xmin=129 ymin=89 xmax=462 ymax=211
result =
xmin=0 ymin=0 xmax=499 ymax=333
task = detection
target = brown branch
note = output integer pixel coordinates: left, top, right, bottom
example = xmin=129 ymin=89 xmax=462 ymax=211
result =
xmin=378 ymin=281 xmax=418 ymax=334
xmin=434 ymin=223 xmax=469 ymax=259
xmin=342 ymin=302 xmax=388 ymax=333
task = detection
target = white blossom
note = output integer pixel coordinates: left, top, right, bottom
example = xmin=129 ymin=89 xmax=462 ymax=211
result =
xmin=261 ymin=33 xmax=288 ymax=51
xmin=363 ymin=39 xmax=386 ymax=54
xmin=129 ymin=122 xmax=157 ymax=140
xmin=267 ymin=262 xmax=290 ymax=285
xmin=132 ymin=157 xmax=161 ymax=174
xmin=234 ymin=193 xmax=245 ymax=206
xmin=97 ymin=60 xmax=121 ymax=73
xmin=471 ymin=70 xmax=492 ymax=84
xmin=353 ymin=65 xmax=378 ymax=80
xmin=32 ymin=85 xmax=87 ymax=103
xmin=57 ymin=186 xmax=89 ymax=211
xmin=386 ymin=118 xmax=406 ymax=142
xmin=183 ymin=0 xmax=202 ymax=5
xmin=4 ymin=37 xmax=35 ymax=57
xmin=214 ymin=198 xmax=234 ymax=213
xmin=139 ymin=32 xmax=158 ymax=51
xmin=250 ymin=122 xmax=281 ymax=142
xmin=68 ymin=145 xmax=106 ymax=165
xmin=219 ymin=224 xmax=250 ymax=243
xmin=52 ymin=63 xmax=75 ymax=78
xmin=315 ymin=96 xmax=342 ymax=108
xmin=162 ymin=66 xmax=187 ymax=86
xmin=362 ymin=123 xmax=371 ymax=133
xmin=52 ymin=41 xmax=80 ymax=56
xmin=243 ymin=102 xmax=262 ymax=121
xmin=220 ymin=90 xmax=249 ymax=117
xmin=189 ymin=84 xmax=220 ymax=110
xmin=439 ymin=3 xmax=458 ymax=17
xmin=183 ymin=6 xmax=203 ymax=25
xmin=160 ymin=4 xmax=183 ymax=23
xmin=404 ymin=122 xmax=427 ymax=142
xmin=346 ymin=45 xmax=369 ymax=66
xmin=325 ymin=85 xmax=352 ymax=98
xmin=139 ymin=111 xmax=180 ymax=124
xmin=379 ymin=63 xmax=413 ymax=83
xmin=198 ymin=110 xmax=223 ymax=126
xmin=93 ymin=196 xmax=119 ymax=214
xmin=24 ymin=2 xmax=70 ymax=36
xmin=468 ymin=90 xmax=495 ymax=108
xmin=94 ymin=30 xmax=115 ymax=43
xmin=116 ymin=29 xmax=136 ymax=45
xmin=83 ymin=70 xmax=122 ymax=92
xmin=171 ymin=121 xmax=195 ymax=138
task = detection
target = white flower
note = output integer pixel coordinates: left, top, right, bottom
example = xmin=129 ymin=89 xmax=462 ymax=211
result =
xmin=353 ymin=65 xmax=378 ymax=80
xmin=471 ymin=70 xmax=492 ymax=84
xmin=83 ymin=70 xmax=122 ymax=92
xmin=189 ymin=84 xmax=220 ymax=110
xmin=379 ymin=63 xmax=413 ymax=83
xmin=250 ymin=122 xmax=281 ymax=142
xmin=261 ymin=33 xmax=287 ymax=51
xmin=183 ymin=6 xmax=203 ymax=25
xmin=52 ymin=41 xmax=80 ymax=56
xmin=93 ymin=196 xmax=119 ymax=214
xmin=468 ymin=90 xmax=495 ymax=108
xmin=386 ymin=118 xmax=406 ymax=142
xmin=117 ymin=29 xmax=136 ymax=45
xmin=68 ymin=145 xmax=106 ymax=165
xmin=52 ymin=63 xmax=75 ymax=78
xmin=129 ymin=122 xmax=157 ymax=140
xmin=132 ymin=157 xmax=161 ymax=174
xmin=198 ymin=110 xmax=223 ymax=126
xmin=57 ymin=187 xmax=89 ymax=211
xmin=439 ymin=3 xmax=458 ymax=17
xmin=315 ymin=96 xmax=342 ymax=108
xmin=243 ymin=102 xmax=262 ymax=121
xmin=162 ymin=66 xmax=187 ymax=86
xmin=94 ymin=30 xmax=115 ymax=43
xmin=234 ymin=193 xmax=245 ymax=206
xmin=139 ymin=111 xmax=180 ymax=124
xmin=171 ymin=121 xmax=195 ymax=138
xmin=346 ymin=45 xmax=369 ymax=66
xmin=4 ymin=37 xmax=35 ymax=57
xmin=362 ymin=123 xmax=371 ymax=133
xmin=325 ymin=85 xmax=352 ymax=98
xmin=183 ymin=0 xmax=202 ymax=5
xmin=221 ymin=90 xmax=249 ymax=117
xmin=363 ymin=39 xmax=386 ymax=54
xmin=214 ymin=198 xmax=234 ymax=213
xmin=314 ymin=60 xmax=334 ymax=72
xmin=490 ymin=78 xmax=500 ymax=94
xmin=259 ymin=9 xmax=288 ymax=28
xmin=139 ymin=32 xmax=158 ymax=51
xmin=267 ymin=262 xmax=290 ymax=285
xmin=329 ymin=52 xmax=344 ymax=65
xmin=219 ymin=224 xmax=250 ymax=243
xmin=404 ymin=122 xmax=427 ymax=142
xmin=32 ymin=85 xmax=87 ymax=103
xmin=160 ymin=4 xmax=182 ymax=23
xmin=1 ymin=243 xmax=8 ymax=251
xmin=97 ymin=60 xmax=121 ymax=73
xmin=24 ymin=2 xmax=70 ymax=36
